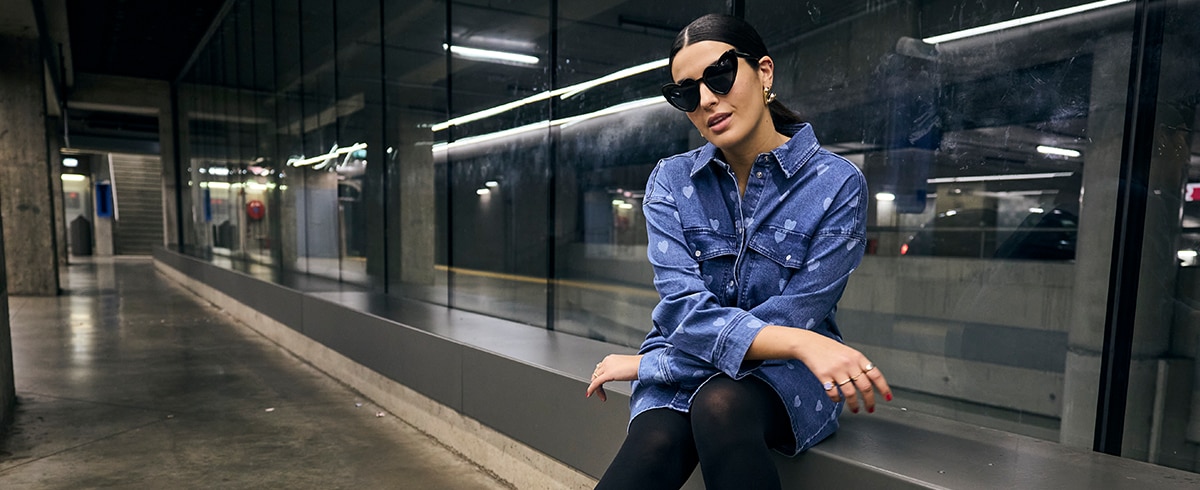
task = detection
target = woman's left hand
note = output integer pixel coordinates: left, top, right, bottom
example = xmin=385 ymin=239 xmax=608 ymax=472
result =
xmin=585 ymin=354 xmax=642 ymax=402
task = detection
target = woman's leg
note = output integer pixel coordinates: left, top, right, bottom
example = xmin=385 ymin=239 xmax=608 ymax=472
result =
xmin=595 ymin=408 xmax=699 ymax=490
xmin=689 ymin=375 xmax=793 ymax=490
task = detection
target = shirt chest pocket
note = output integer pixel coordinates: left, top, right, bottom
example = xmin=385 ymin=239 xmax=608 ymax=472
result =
xmin=682 ymin=228 xmax=738 ymax=296
xmin=748 ymin=226 xmax=812 ymax=270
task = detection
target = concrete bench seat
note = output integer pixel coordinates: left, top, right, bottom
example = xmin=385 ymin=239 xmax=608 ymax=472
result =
xmin=154 ymin=248 xmax=1200 ymax=489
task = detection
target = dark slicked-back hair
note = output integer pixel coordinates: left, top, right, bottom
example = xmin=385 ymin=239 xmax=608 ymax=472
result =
xmin=669 ymin=14 xmax=804 ymax=127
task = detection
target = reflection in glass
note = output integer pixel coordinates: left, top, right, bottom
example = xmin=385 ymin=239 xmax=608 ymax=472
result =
xmin=172 ymin=0 xmax=1200 ymax=474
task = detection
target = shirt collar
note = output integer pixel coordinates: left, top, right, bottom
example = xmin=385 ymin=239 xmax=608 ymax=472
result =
xmin=690 ymin=123 xmax=820 ymax=179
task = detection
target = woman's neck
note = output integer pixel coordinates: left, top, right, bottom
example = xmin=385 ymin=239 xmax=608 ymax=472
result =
xmin=721 ymin=128 xmax=790 ymax=195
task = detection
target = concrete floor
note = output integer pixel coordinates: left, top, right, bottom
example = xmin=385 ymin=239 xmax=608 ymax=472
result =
xmin=0 ymin=257 xmax=511 ymax=489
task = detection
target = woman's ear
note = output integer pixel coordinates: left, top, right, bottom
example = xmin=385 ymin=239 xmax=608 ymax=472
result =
xmin=757 ymin=55 xmax=776 ymax=89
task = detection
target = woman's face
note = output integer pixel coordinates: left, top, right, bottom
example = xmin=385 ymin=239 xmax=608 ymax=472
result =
xmin=670 ymin=40 xmax=775 ymax=151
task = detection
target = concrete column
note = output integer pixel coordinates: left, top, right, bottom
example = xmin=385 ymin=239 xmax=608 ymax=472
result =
xmin=1060 ymin=27 xmax=1196 ymax=461
xmin=0 ymin=35 xmax=59 ymax=295
xmin=1059 ymin=33 xmax=1131 ymax=449
xmin=393 ymin=116 xmax=435 ymax=286
xmin=92 ymin=154 xmax=115 ymax=257
xmin=0 ymin=164 xmax=13 ymax=428
xmin=160 ymin=89 xmax=180 ymax=249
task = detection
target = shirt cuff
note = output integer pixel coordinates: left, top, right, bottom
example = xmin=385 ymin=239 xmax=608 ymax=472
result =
xmin=638 ymin=347 xmax=672 ymax=385
xmin=713 ymin=313 xmax=767 ymax=379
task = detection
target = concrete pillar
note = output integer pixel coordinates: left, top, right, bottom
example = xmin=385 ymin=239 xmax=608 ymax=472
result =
xmin=393 ymin=118 xmax=436 ymax=286
xmin=0 ymin=35 xmax=59 ymax=295
xmin=1060 ymin=33 xmax=1132 ymax=449
xmin=1060 ymin=27 xmax=1196 ymax=461
xmin=160 ymin=90 xmax=180 ymax=249
xmin=0 ymin=187 xmax=12 ymax=428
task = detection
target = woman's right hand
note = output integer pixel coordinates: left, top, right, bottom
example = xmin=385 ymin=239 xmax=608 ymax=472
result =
xmin=585 ymin=354 xmax=642 ymax=402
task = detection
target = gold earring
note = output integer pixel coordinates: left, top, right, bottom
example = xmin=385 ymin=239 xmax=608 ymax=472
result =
xmin=763 ymin=86 xmax=776 ymax=105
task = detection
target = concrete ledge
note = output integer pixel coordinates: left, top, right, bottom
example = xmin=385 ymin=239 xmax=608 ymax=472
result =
xmin=154 ymin=248 xmax=1200 ymax=489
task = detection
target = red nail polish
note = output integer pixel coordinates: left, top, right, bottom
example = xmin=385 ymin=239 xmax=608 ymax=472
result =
xmin=851 ymin=407 xmax=858 ymax=414
xmin=885 ymin=393 xmax=893 ymax=402
xmin=868 ymin=407 xmax=874 ymax=414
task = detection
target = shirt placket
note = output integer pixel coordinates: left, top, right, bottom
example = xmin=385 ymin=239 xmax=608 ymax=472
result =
xmin=730 ymin=155 xmax=771 ymax=308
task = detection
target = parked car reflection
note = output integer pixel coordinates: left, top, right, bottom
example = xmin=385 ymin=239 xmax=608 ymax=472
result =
xmin=900 ymin=207 xmax=1077 ymax=260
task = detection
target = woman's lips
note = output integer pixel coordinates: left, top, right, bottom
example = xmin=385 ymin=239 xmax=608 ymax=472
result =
xmin=707 ymin=112 xmax=731 ymax=131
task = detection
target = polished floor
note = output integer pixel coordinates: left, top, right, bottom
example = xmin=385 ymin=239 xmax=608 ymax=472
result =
xmin=0 ymin=257 xmax=510 ymax=489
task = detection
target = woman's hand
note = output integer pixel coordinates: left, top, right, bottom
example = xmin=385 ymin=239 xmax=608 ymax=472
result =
xmin=585 ymin=354 xmax=642 ymax=402
xmin=747 ymin=326 xmax=893 ymax=414
xmin=792 ymin=330 xmax=892 ymax=414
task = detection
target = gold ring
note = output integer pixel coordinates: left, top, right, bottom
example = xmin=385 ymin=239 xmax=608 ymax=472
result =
xmin=862 ymin=363 xmax=876 ymax=372
xmin=850 ymin=374 xmax=861 ymax=382
xmin=837 ymin=378 xmax=853 ymax=386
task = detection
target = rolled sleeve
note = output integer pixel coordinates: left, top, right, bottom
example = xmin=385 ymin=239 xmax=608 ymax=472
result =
xmin=643 ymin=162 xmax=769 ymax=379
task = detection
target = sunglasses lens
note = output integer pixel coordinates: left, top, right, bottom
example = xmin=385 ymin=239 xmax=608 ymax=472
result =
xmin=703 ymin=57 xmax=737 ymax=95
xmin=662 ymin=81 xmax=700 ymax=112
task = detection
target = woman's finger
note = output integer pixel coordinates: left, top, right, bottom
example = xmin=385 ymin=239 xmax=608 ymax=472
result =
xmin=821 ymin=379 xmax=842 ymax=403
xmin=863 ymin=364 xmax=893 ymax=403
xmin=853 ymin=372 xmax=875 ymax=413
xmin=585 ymin=369 xmax=608 ymax=401
xmin=837 ymin=375 xmax=860 ymax=413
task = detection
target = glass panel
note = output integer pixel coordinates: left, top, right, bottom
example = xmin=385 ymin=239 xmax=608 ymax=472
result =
xmin=382 ymin=0 xmax=448 ymax=304
xmin=745 ymin=0 xmax=1135 ymax=444
xmin=439 ymin=0 xmax=552 ymax=326
xmin=335 ymin=0 xmax=384 ymax=289
xmin=275 ymin=0 xmax=305 ymax=274
xmin=250 ymin=0 xmax=279 ymax=268
xmin=1132 ymin=0 xmax=1200 ymax=473
xmin=551 ymin=1 xmax=728 ymax=345
xmin=297 ymin=0 xmax=341 ymax=282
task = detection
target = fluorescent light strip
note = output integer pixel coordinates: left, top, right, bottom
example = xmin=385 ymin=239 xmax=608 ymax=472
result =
xmin=432 ymin=97 xmax=665 ymax=153
xmin=287 ymin=142 xmax=367 ymax=168
xmin=61 ymin=174 xmax=86 ymax=182
xmin=922 ymin=0 xmax=1129 ymax=44
xmin=1036 ymin=145 xmax=1081 ymax=158
xmin=927 ymin=172 xmax=1074 ymax=184
xmin=444 ymin=44 xmax=539 ymax=65
xmin=432 ymin=58 xmax=668 ymax=131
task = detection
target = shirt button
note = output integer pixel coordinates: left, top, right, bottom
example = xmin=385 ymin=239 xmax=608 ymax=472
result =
xmin=694 ymin=250 xmax=702 ymax=257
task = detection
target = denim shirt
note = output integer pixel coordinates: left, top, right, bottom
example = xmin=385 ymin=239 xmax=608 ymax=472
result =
xmin=631 ymin=123 xmax=867 ymax=455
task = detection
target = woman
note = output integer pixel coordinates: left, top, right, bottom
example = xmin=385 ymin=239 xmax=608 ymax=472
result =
xmin=585 ymin=14 xmax=892 ymax=489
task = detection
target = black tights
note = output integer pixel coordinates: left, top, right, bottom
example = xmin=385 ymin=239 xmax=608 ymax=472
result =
xmin=595 ymin=375 xmax=792 ymax=490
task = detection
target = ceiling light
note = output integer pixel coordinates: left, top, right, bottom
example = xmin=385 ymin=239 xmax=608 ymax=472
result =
xmin=485 ymin=180 xmax=500 ymax=188
xmin=443 ymin=43 xmax=539 ymax=66
xmin=476 ymin=188 xmax=491 ymax=196
xmin=60 ymin=174 xmax=86 ymax=182
xmin=63 ymin=157 xmax=79 ymax=167
xmin=1030 ymin=207 xmax=1045 ymax=213
xmin=928 ymin=172 xmax=1074 ymax=184
xmin=875 ymin=192 xmax=896 ymax=201
xmin=432 ymin=97 xmax=665 ymax=153
xmin=923 ymin=0 xmax=1129 ymax=44
xmin=431 ymin=58 xmax=668 ymax=131
xmin=1036 ymin=145 xmax=1082 ymax=158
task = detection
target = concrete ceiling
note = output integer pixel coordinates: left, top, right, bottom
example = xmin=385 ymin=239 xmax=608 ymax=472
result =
xmin=65 ymin=0 xmax=226 ymax=80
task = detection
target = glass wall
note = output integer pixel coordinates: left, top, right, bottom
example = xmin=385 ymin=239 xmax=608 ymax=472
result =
xmin=175 ymin=0 xmax=1200 ymax=473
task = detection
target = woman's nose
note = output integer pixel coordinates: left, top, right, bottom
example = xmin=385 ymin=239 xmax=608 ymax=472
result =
xmin=697 ymin=82 xmax=719 ymax=109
